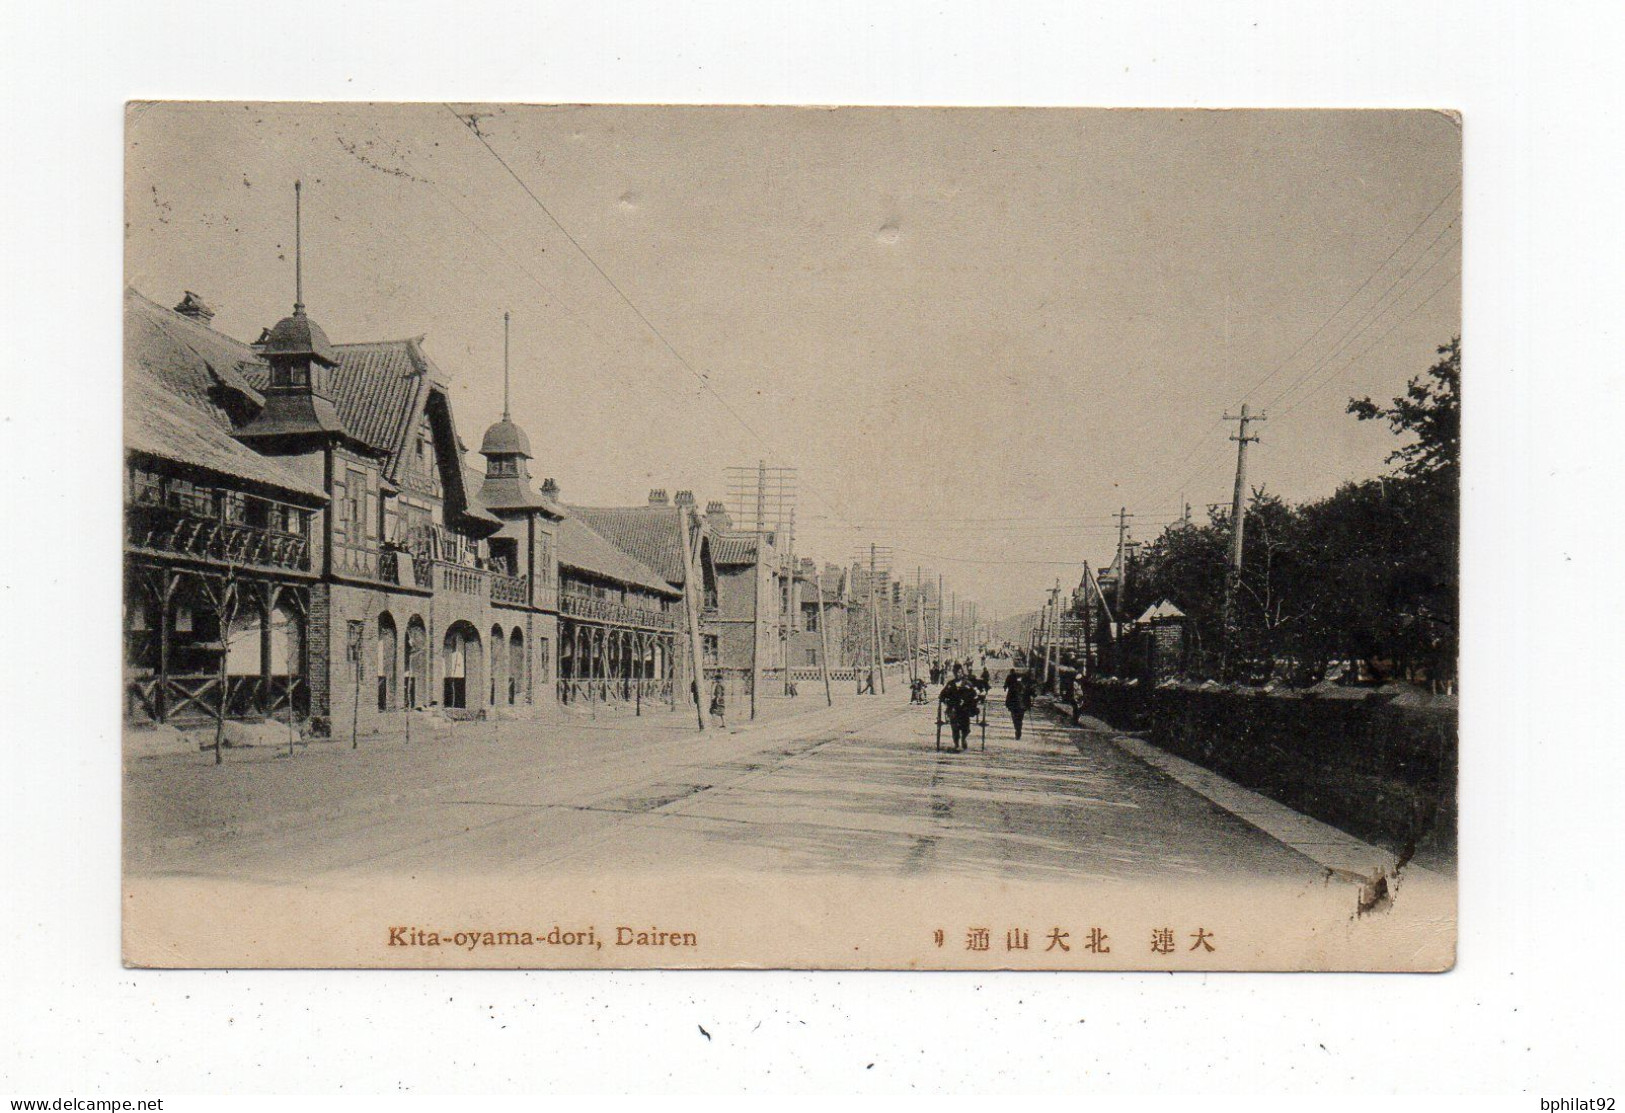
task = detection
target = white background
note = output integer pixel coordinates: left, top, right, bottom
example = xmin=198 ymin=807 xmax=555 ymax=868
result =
xmin=2 ymin=0 xmax=1621 ymax=1098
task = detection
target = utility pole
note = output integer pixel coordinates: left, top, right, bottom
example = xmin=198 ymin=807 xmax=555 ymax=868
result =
xmin=752 ymin=461 xmax=765 ymax=718
xmin=1082 ymin=561 xmax=1094 ymax=676
xmin=869 ymin=543 xmax=885 ymax=695
xmin=934 ymin=573 xmax=942 ymax=661
xmin=1114 ymin=507 xmax=1134 ymax=615
xmin=1222 ymin=403 xmax=1266 ymax=673
xmin=915 ymin=567 xmax=927 ymax=682
xmin=1040 ymin=604 xmax=1053 ymax=682
xmin=1047 ymin=582 xmax=1062 ymax=693
xmin=814 ymin=569 xmax=833 ymax=707
xmin=783 ymin=506 xmax=797 ymax=696
xmin=678 ymin=512 xmax=709 ymax=731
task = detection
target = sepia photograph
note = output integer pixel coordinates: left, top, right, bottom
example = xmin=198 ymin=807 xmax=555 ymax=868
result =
xmin=121 ymin=102 xmax=1459 ymax=971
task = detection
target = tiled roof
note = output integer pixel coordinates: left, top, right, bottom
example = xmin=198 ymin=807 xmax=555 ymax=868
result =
xmin=125 ymin=288 xmax=265 ymax=428
xmin=125 ymin=369 xmax=326 ymax=503
xmin=566 ymin=505 xmax=697 ymax=586
xmin=241 ymin=337 xmax=438 ymax=470
xmin=458 ymin=463 xmax=504 ymax=528
xmin=711 ymin=533 xmax=761 ymax=566
xmin=559 ymin=516 xmax=680 ymax=596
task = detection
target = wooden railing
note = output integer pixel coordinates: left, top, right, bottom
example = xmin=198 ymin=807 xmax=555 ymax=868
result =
xmin=126 ymin=505 xmax=310 ymax=572
xmin=557 ymin=677 xmax=674 ymax=707
xmin=560 ymin=593 xmax=679 ymax=630
xmin=491 ymin=572 xmax=528 ymax=605
xmin=125 ymin=672 xmax=307 ymax=725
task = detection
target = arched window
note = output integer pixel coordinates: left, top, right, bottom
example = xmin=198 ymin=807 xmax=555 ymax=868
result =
xmin=490 ymin=624 xmax=505 ymax=706
xmin=442 ymin=623 xmax=481 ymax=709
xmin=509 ymin=627 xmax=524 ymax=704
xmin=377 ymin=613 xmax=398 ymax=711
xmin=403 ymin=617 xmax=426 ymax=709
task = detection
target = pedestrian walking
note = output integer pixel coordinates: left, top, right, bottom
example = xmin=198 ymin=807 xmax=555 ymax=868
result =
xmin=938 ymin=665 xmax=980 ymax=752
xmin=710 ymin=674 xmax=727 ymax=724
xmin=1004 ymin=667 xmax=1032 ymax=741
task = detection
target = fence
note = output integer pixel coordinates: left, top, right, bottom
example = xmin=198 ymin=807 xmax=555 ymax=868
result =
xmin=557 ymin=677 xmax=675 ymax=709
xmin=1073 ymin=681 xmax=1456 ymax=859
xmin=785 ymin=662 xmax=911 ymax=687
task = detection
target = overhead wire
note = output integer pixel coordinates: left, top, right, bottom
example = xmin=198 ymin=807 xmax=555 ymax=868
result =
xmin=443 ymin=105 xmax=861 ymax=531
xmin=1132 ymin=184 xmax=1462 ymax=521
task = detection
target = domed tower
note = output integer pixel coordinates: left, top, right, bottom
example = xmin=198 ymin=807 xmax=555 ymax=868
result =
xmin=479 ymin=312 xmax=543 ymax=510
xmin=239 ymin=181 xmax=349 ymax=450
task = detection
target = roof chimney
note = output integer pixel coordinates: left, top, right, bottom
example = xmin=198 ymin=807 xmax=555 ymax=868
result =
xmin=705 ymin=500 xmax=733 ymax=532
xmin=173 ymin=291 xmax=215 ymax=327
xmin=673 ymin=490 xmax=695 ymax=508
xmin=648 ymin=488 xmax=669 ymax=506
xmin=541 ymin=477 xmax=560 ymax=501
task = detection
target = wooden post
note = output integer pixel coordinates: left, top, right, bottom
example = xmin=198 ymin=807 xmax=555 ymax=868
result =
xmin=749 ymin=557 xmax=760 ymax=721
xmin=156 ymin=569 xmax=176 ymax=725
xmin=350 ymin=621 xmax=362 ymax=750
xmin=208 ymin=572 xmax=239 ymax=766
xmin=678 ymin=513 xmax=709 ymax=731
xmin=815 ymin=570 xmax=834 ymax=707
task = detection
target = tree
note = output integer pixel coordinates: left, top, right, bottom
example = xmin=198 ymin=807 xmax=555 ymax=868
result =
xmin=1109 ymin=338 xmax=1461 ymax=687
xmin=1347 ymin=337 xmax=1460 ymax=687
xmin=1349 ymin=337 xmax=1460 ymax=484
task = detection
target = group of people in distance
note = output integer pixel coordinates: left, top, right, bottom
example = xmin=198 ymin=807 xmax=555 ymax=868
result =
xmin=928 ymin=658 xmax=1036 ymax=752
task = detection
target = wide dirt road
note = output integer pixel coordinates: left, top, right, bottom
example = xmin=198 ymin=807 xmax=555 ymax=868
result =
xmin=132 ymin=689 xmax=1324 ymax=886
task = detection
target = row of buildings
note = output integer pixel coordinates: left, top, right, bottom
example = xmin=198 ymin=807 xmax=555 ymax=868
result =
xmin=123 ymin=278 xmax=868 ymax=739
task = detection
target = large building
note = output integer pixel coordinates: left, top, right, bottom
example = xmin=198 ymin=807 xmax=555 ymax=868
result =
xmin=123 ymin=284 xmax=703 ymax=739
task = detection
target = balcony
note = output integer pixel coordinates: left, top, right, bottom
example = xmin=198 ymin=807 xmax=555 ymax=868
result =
xmin=560 ymin=592 xmax=679 ymax=630
xmin=435 ymin=561 xmax=487 ymax=596
xmin=126 ymin=504 xmax=311 ymax=573
xmin=491 ymin=572 xmax=528 ymax=606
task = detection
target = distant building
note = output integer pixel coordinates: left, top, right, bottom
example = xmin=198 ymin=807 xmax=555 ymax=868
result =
xmin=789 ymin=558 xmax=848 ymax=668
xmin=567 ymin=491 xmax=722 ymax=672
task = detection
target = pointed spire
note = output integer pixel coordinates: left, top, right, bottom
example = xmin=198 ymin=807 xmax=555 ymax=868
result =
xmin=502 ymin=310 xmax=511 ymax=421
xmin=293 ymin=179 xmax=304 ymax=313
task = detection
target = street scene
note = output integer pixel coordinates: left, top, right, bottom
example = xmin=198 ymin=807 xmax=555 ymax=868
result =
xmin=122 ymin=104 xmax=1459 ymax=968
xmin=128 ymin=678 xmax=1340 ymax=886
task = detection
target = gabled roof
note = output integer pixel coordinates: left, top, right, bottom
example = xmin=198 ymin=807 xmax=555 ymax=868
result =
xmin=558 ymin=516 xmax=681 ymax=597
xmin=1134 ymin=599 xmax=1186 ymax=624
xmin=566 ymin=504 xmax=699 ymax=586
xmin=125 ymin=369 xmax=326 ymax=504
xmin=125 ymin=288 xmax=265 ymax=427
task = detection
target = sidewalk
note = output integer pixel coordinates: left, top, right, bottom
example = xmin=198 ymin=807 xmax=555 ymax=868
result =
xmin=123 ymin=688 xmax=907 ymax=871
xmin=1031 ymin=695 xmax=1453 ymax=887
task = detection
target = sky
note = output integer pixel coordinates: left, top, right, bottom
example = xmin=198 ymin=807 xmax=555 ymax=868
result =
xmin=125 ymin=103 xmax=1461 ymax=620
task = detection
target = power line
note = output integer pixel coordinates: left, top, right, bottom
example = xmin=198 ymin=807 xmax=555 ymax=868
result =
xmin=884 ymin=543 xmax=1092 ymax=568
xmin=1261 ymin=222 xmax=1461 ymax=413
xmin=1142 ymin=206 xmax=1460 ymax=517
xmin=1236 ymin=181 xmax=1460 ymax=405
xmin=1135 ymin=182 xmax=1461 ymax=516
xmin=444 ymin=105 xmax=870 ymax=538
xmin=1275 ymin=264 xmax=1461 ymax=419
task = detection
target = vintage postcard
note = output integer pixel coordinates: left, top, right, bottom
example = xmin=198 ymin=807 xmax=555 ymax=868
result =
xmin=122 ymin=103 xmax=1458 ymax=970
